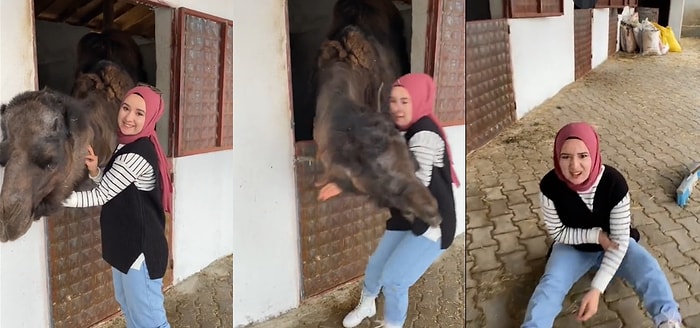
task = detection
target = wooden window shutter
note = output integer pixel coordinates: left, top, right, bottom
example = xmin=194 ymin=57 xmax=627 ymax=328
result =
xmin=171 ymin=8 xmax=233 ymax=157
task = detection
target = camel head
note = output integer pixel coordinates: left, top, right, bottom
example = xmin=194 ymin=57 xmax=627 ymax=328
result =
xmin=0 ymin=90 xmax=91 ymax=241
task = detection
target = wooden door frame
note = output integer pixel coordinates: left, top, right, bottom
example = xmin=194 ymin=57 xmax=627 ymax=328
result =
xmin=425 ymin=0 xmax=442 ymax=76
xmin=40 ymin=1 xmax=175 ymax=326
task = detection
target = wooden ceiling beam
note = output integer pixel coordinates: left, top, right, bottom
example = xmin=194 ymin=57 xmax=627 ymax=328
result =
xmin=55 ymin=0 xmax=92 ymax=23
xmin=103 ymin=0 xmax=116 ymax=29
xmin=113 ymin=5 xmax=150 ymax=30
xmin=77 ymin=3 xmax=104 ymax=26
xmin=34 ymin=0 xmax=57 ymax=17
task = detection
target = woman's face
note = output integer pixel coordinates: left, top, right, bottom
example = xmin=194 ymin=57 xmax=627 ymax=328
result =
xmin=118 ymin=94 xmax=146 ymax=135
xmin=559 ymin=138 xmax=592 ymax=185
xmin=389 ymin=86 xmax=412 ymax=128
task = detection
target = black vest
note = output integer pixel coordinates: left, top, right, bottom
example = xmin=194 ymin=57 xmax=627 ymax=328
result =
xmin=540 ymin=166 xmax=637 ymax=252
xmin=386 ymin=117 xmax=457 ymax=249
xmin=100 ymin=137 xmax=169 ymax=279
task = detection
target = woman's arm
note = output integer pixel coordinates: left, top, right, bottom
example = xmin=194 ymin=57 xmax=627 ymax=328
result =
xmin=541 ymin=192 xmax=603 ymax=244
xmin=88 ymin=167 xmax=104 ymax=184
xmin=62 ymin=153 xmax=152 ymax=208
xmin=590 ymin=193 xmax=631 ymax=292
xmin=407 ymin=130 xmax=444 ymax=187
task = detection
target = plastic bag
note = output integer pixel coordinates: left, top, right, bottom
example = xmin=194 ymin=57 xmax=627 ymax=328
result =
xmin=666 ymin=26 xmax=682 ymax=52
xmin=621 ymin=11 xmax=640 ymax=26
xmin=651 ymin=22 xmax=682 ymax=52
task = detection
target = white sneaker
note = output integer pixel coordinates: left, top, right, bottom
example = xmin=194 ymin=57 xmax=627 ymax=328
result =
xmin=342 ymin=294 xmax=376 ymax=328
xmin=373 ymin=320 xmax=402 ymax=328
xmin=658 ymin=321 xmax=683 ymax=328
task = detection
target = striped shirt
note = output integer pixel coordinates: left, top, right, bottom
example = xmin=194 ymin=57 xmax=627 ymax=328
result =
xmin=540 ymin=165 xmax=631 ymax=292
xmin=65 ymin=144 xmax=156 ymax=207
xmin=62 ymin=144 xmax=156 ymax=270
xmin=407 ymin=130 xmax=445 ymax=241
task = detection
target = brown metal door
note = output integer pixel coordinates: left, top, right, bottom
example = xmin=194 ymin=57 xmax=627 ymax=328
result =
xmin=47 ymin=204 xmax=174 ymax=327
xmin=431 ymin=0 xmax=466 ymax=127
xmin=574 ymin=9 xmax=593 ymax=80
xmin=47 ymin=207 xmax=119 ymax=327
xmin=466 ymin=19 xmax=517 ymax=153
xmin=609 ymin=9 xmax=618 ymax=55
xmin=295 ymin=142 xmax=388 ymax=298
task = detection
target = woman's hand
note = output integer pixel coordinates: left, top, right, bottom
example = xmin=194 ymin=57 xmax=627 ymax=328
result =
xmin=318 ymin=183 xmax=343 ymax=201
xmin=576 ymin=288 xmax=601 ymax=322
xmin=85 ymin=145 xmax=99 ymax=177
xmin=598 ymin=231 xmax=619 ymax=251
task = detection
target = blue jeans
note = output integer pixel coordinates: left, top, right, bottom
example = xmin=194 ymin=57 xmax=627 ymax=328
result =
xmin=362 ymin=230 xmax=444 ymax=326
xmin=112 ymin=263 xmax=170 ymax=328
xmin=521 ymin=239 xmax=681 ymax=327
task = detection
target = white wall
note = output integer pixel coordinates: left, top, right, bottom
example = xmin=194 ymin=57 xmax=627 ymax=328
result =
xmin=446 ymin=127 xmax=466 ymax=237
xmin=0 ymin=2 xmax=52 ymax=328
xmin=683 ymin=0 xmax=700 ymax=25
xmin=491 ymin=0 xmax=505 ymax=19
xmin=145 ymin=0 xmax=236 ymax=284
xmin=669 ymin=0 xmax=686 ymax=39
xmin=592 ymin=9 xmax=612 ymax=69
xmin=172 ymin=151 xmax=234 ymax=281
xmin=412 ymin=0 xmax=464 ymax=235
xmin=411 ymin=0 xmax=428 ymax=73
xmin=509 ymin=0 xmax=575 ymax=119
xmin=232 ymin=0 xmax=301 ymax=326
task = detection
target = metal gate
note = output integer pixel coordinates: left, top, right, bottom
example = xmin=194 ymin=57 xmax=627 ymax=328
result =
xmin=466 ymin=19 xmax=516 ymax=153
xmin=574 ymin=9 xmax=593 ymax=80
xmin=47 ymin=208 xmax=119 ymax=327
xmin=47 ymin=208 xmax=174 ymax=327
xmin=432 ymin=0 xmax=466 ymax=127
xmin=295 ymin=142 xmax=387 ymax=298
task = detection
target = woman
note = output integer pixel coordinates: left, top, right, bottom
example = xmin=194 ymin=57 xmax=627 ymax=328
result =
xmin=521 ymin=122 xmax=682 ymax=328
xmin=318 ymin=73 xmax=460 ymax=328
xmin=62 ymin=84 xmax=173 ymax=328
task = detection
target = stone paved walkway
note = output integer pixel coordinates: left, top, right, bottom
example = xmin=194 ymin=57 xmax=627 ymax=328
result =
xmin=94 ymin=255 xmax=233 ymax=328
xmin=244 ymin=234 xmax=466 ymax=328
xmin=467 ymin=38 xmax=700 ymax=328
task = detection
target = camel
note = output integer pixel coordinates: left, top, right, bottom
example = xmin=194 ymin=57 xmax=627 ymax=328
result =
xmin=0 ymin=58 xmax=135 ymax=242
xmin=312 ymin=0 xmax=442 ymax=227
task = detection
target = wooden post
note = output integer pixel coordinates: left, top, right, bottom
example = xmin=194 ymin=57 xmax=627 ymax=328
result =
xmin=102 ymin=0 xmax=115 ymax=31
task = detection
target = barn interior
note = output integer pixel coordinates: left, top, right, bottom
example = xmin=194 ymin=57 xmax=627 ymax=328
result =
xmin=287 ymin=0 xmax=414 ymax=142
xmin=33 ymin=0 xmax=157 ymax=94
xmin=29 ymin=1 xmax=168 ymax=326
xmin=32 ymin=0 xmax=173 ymax=152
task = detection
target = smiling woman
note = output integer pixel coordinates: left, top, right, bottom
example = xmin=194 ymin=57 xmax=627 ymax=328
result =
xmin=118 ymin=93 xmax=147 ymax=135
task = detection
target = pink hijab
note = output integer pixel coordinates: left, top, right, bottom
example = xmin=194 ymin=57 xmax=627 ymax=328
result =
xmin=118 ymin=85 xmax=173 ymax=214
xmin=553 ymin=122 xmax=602 ymax=192
xmin=393 ymin=73 xmax=460 ymax=187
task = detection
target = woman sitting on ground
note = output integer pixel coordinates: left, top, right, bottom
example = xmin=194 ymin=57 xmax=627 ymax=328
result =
xmin=521 ymin=122 xmax=682 ymax=328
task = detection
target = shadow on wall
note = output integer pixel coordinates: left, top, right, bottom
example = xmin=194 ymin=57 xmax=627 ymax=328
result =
xmin=35 ymin=20 xmax=155 ymax=94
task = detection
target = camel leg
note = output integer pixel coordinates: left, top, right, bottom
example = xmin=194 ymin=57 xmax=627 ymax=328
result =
xmin=405 ymin=183 xmax=442 ymax=227
xmin=314 ymin=148 xmax=331 ymax=187
xmin=349 ymin=175 xmax=370 ymax=194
